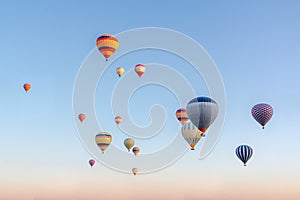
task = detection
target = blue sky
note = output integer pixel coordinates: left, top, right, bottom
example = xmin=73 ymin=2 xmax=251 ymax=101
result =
xmin=1 ymin=0 xmax=300 ymax=199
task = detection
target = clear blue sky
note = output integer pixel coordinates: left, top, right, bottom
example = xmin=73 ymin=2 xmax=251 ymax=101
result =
xmin=1 ymin=0 xmax=300 ymax=199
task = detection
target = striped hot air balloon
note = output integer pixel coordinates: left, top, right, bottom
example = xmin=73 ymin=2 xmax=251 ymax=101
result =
xmin=176 ymin=108 xmax=189 ymax=125
xmin=181 ymin=121 xmax=202 ymax=150
xmin=95 ymin=132 xmax=112 ymax=154
xmin=132 ymin=147 xmax=140 ymax=156
xmin=134 ymin=64 xmax=146 ymax=78
xmin=114 ymin=116 xmax=122 ymax=125
xmin=96 ymin=34 xmax=119 ymax=61
xmin=186 ymin=97 xmax=218 ymax=136
xmin=251 ymin=103 xmax=273 ymax=129
xmin=23 ymin=83 xmax=31 ymax=92
xmin=235 ymin=145 xmax=253 ymax=166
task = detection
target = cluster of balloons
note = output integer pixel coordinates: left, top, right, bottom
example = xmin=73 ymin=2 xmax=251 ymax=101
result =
xmin=96 ymin=34 xmax=146 ymax=78
xmin=235 ymin=103 xmax=273 ymax=166
xmin=80 ymin=34 xmax=150 ymax=175
xmin=176 ymin=96 xmax=219 ymax=150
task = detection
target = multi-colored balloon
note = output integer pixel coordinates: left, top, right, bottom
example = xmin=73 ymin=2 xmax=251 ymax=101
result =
xmin=132 ymin=147 xmax=140 ymax=156
xmin=251 ymin=103 xmax=273 ymax=129
xmin=134 ymin=64 xmax=146 ymax=78
xmin=95 ymin=132 xmax=112 ymax=154
xmin=176 ymin=108 xmax=189 ymax=125
xmin=96 ymin=34 xmax=119 ymax=61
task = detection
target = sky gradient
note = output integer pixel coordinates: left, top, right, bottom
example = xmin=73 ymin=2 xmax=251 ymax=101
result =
xmin=1 ymin=0 xmax=300 ymax=199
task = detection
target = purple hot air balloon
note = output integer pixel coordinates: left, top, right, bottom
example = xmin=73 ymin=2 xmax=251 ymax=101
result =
xmin=251 ymin=103 xmax=273 ymax=129
xmin=89 ymin=159 xmax=95 ymax=167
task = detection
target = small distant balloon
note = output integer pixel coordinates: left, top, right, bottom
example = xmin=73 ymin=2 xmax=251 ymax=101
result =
xmin=114 ymin=116 xmax=122 ymax=125
xmin=95 ymin=132 xmax=112 ymax=154
xmin=235 ymin=145 xmax=253 ymax=166
xmin=96 ymin=34 xmax=119 ymax=61
xmin=251 ymin=103 xmax=273 ymax=129
xmin=78 ymin=113 xmax=86 ymax=122
xmin=89 ymin=159 xmax=95 ymax=167
xmin=176 ymin=108 xmax=189 ymax=125
xmin=23 ymin=83 xmax=31 ymax=92
xmin=124 ymin=138 xmax=135 ymax=152
xmin=116 ymin=67 xmax=125 ymax=77
xmin=132 ymin=147 xmax=140 ymax=156
xmin=186 ymin=96 xmax=218 ymax=135
xmin=132 ymin=168 xmax=138 ymax=175
xmin=134 ymin=64 xmax=146 ymax=78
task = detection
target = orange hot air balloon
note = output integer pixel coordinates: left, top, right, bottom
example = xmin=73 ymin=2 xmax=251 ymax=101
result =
xmin=23 ymin=83 xmax=31 ymax=92
xmin=78 ymin=113 xmax=86 ymax=122
xmin=134 ymin=64 xmax=146 ymax=78
xmin=96 ymin=34 xmax=119 ymax=61
xmin=114 ymin=116 xmax=122 ymax=125
xmin=176 ymin=108 xmax=189 ymax=125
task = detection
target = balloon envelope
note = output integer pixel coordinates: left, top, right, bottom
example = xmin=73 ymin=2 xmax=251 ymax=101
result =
xmin=251 ymin=103 xmax=273 ymax=129
xmin=124 ymin=138 xmax=135 ymax=152
xmin=96 ymin=34 xmax=119 ymax=61
xmin=176 ymin=108 xmax=189 ymax=125
xmin=181 ymin=121 xmax=202 ymax=150
xmin=186 ymin=96 xmax=218 ymax=134
xmin=134 ymin=64 xmax=146 ymax=77
xmin=78 ymin=113 xmax=86 ymax=122
xmin=114 ymin=116 xmax=122 ymax=125
xmin=116 ymin=67 xmax=125 ymax=77
xmin=132 ymin=168 xmax=138 ymax=175
xmin=132 ymin=147 xmax=140 ymax=156
xmin=235 ymin=145 xmax=253 ymax=166
xmin=23 ymin=83 xmax=31 ymax=92
xmin=89 ymin=159 xmax=95 ymax=167
xmin=95 ymin=132 xmax=112 ymax=153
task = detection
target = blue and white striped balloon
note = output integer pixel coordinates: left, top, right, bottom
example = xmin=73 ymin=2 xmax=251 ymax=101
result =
xmin=235 ymin=145 xmax=253 ymax=166
xmin=181 ymin=121 xmax=203 ymax=150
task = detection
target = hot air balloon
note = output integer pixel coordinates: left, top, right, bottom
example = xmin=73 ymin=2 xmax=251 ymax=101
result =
xmin=89 ymin=159 xmax=95 ymax=167
xmin=251 ymin=103 xmax=273 ymax=129
xmin=124 ymin=138 xmax=134 ymax=152
xmin=78 ymin=113 xmax=86 ymax=122
xmin=132 ymin=147 xmax=140 ymax=156
xmin=176 ymin=108 xmax=189 ymax=125
xmin=186 ymin=96 xmax=218 ymax=136
xmin=132 ymin=168 xmax=138 ymax=175
xmin=96 ymin=34 xmax=119 ymax=61
xmin=134 ymin=64 xmax=146 ymax=78
xmin=23 ymin=83 xmax=31 ymax=92
xmin=235 ymin=145 xmax=253 ymax=166
xmin=181 ymin=122 xmax=202 ymax=150
xmin=116 ymin=67 xmax=125 ymax=77
xmin=95 ymin=132 xmax=112 ymax=154
xmin=114 ymin=116 xmax=122 ymax=125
